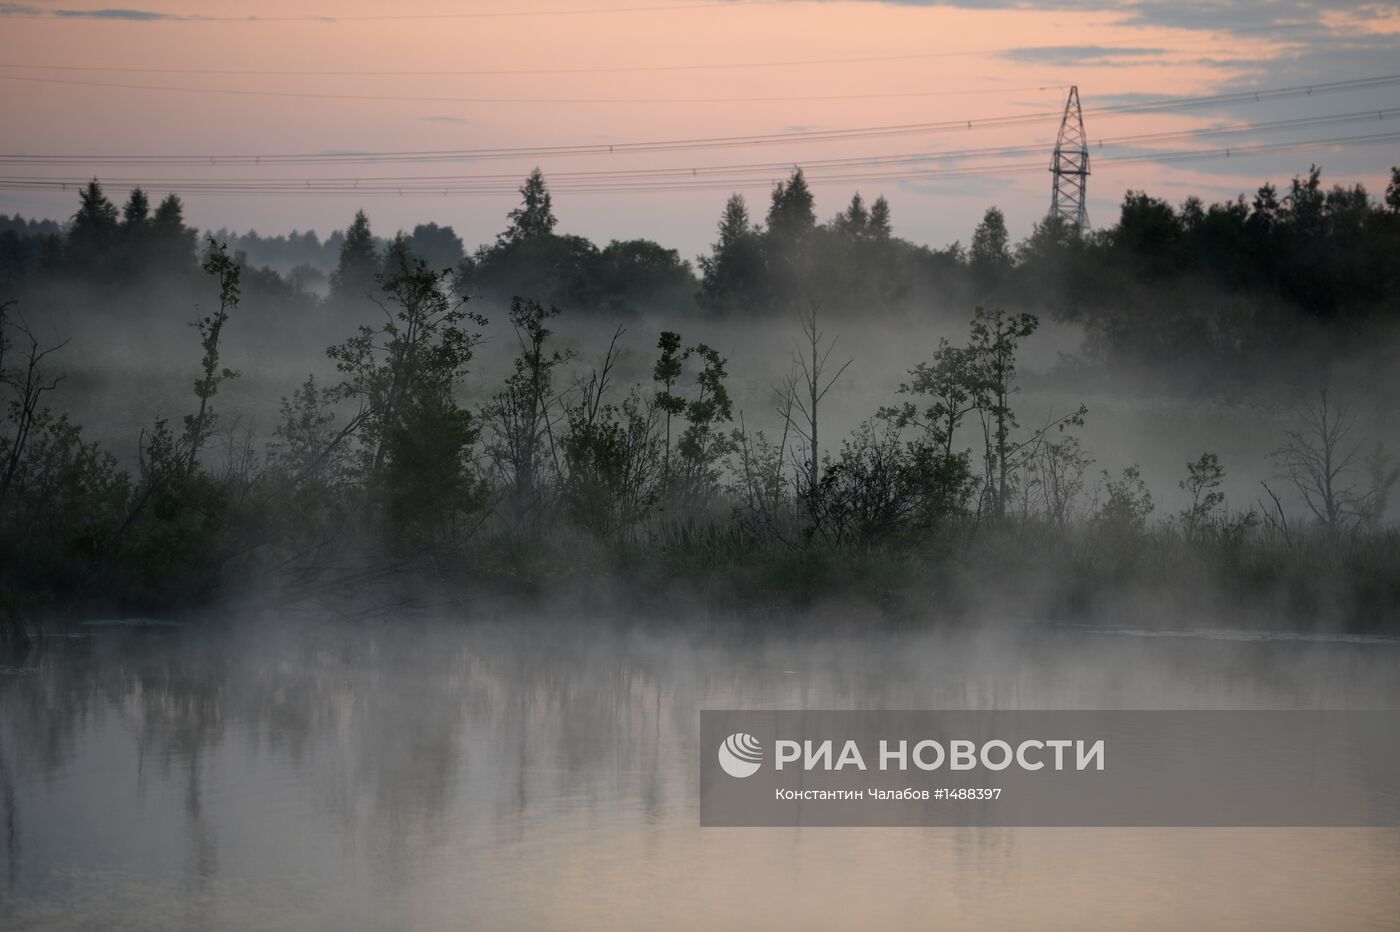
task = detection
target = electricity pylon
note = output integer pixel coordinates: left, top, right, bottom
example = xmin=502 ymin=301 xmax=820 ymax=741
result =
xmin=1048 ymin=85 xmax=1090 ymax=229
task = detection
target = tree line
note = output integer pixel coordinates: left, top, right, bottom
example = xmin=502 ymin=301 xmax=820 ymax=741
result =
xmin=3 ymin=163 xmax=1398 ymax=362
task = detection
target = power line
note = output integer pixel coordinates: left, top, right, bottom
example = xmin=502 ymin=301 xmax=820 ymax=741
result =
xmin=0 ymin=41 xmax=1245 ymax=77
xmin=4 ymin=73 xmax=1398 ymax=164
xmin=3 ymin=131 xmax=1395 ymax=197
xmin=8 ymin=108 xmax=1395 ymax=186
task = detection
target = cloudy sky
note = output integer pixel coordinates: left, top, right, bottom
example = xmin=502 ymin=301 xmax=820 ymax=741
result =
xmin=1 ymin=0 xmax=1397 ymax=258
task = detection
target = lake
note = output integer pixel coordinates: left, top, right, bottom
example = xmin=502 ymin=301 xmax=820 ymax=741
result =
xmin=2 ymin=616 xmax=1398 ymax=930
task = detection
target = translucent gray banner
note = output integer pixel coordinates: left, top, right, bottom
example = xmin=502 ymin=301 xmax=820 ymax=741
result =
xmin=700 ymin=711 xmax=1400 ymax=826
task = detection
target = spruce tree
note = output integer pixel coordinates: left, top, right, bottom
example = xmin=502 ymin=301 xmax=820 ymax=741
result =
xmin=67 ymin=179 xmax=119 ymax=271
xmin=970 ymin=206 xmax=1012 ymax=292
xmin=120 ymin=188 xmax=151 ymax=270
xmin=766 ymin=168 xmax=815 ymax=244
xmin=150 ymin=193 xmax=198 ymax=269
xmin=698 ymin=194 xmax=764 ymax=313
xmin=329 ymin=209 xmax=380 ymax=305
xmin=764 ymin=169 xmax=816 ymax=306
xmin=835 ymin=192 xmax=869 ymax=240
xmin=121 ymin=188 xmax=150 ymax=227
xmin=502 ymin=169 xmax=557 ymax=243
xmin=869 ymin=196 xmax=892 ymax=239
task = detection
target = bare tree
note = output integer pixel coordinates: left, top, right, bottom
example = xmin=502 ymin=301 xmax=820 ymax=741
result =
xmin=1273 ymin=385 xmax=1397 ymax=532
xmin=731 ymin=394 xmax=800 ymax=549
xmin=0 ymin=301 xmax=69 ymax=511
xmin=780 ymin=300 xmax=852 ymax=513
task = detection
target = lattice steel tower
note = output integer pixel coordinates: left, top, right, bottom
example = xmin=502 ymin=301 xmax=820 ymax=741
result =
xmin=1048 ymin=85 xmax=1090 ymax=228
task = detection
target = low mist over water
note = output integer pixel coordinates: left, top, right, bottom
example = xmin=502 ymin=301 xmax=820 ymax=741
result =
xmin=2 ymin=617 xmax=1399 ymax=930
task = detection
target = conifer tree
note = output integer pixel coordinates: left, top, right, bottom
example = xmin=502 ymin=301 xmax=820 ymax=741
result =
xmin=329 ymin=210 xmax=380 ymax=305
xmin=67 ymin=179 xmax=119 ymax=270
xmin=970 ymin=206 xmax=1012 ymax=292
xmin=150 ymin=193 xmax=198 ymax=269
xmin=502 ymin=169 xmax=557 ymax=243
xmin=121 ymin=188 xmax=150 ymax=227
xmin=869 ymin=196 xmax=892 ymax=239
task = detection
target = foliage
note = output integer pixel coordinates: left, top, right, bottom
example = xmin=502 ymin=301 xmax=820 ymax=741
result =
xmin=0 ymin=301 xmax=131 ymax=633
xmin=481 ymin=298 xmax=571 ymax=521
xmin=405 ymin=222 xmax=466 ymax=271
xmin=183 ymin=240 xmax=241 ymax=470
xmin=562 ymin=364 xmax=662 ymax=540
xmin=968 ymin=307 xmax=1040 ymax=518
xmin=463 ymin=174 xmax=693 ymax=312
xmin=1180 ymin=452 xmax=1226 ymax=534
xmin=809 ymin=419 xmax=973 ymax=549
xmin=327 ymin=247 xmax=485 ymax=522
xmin=382 ymin=383 xmax=487 ymax=551
xmin=1097 ymin=465 xmax=1154 ymax=536
xmin=667 ymin=341 xmax=735 ymax=512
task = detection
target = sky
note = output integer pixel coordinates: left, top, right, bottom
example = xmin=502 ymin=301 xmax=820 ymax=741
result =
xmin=1 ymin=0 xmax=1398 ymax=259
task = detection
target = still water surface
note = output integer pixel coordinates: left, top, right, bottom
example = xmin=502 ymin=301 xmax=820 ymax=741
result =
xmin=1 ymin=617 xmax=1398 ymax=930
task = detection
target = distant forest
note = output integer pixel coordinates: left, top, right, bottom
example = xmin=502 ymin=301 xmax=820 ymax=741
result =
xmin=3 ymin=163 xmax=1398 ymax=362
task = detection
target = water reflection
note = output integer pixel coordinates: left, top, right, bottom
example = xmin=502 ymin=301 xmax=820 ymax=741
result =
xmin=1 ymin=618 xmax=1398 ymax=930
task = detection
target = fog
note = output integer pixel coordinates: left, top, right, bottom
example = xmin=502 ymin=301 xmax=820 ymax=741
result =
xmin=38 ymin=287 xmax=1400 ymax=521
